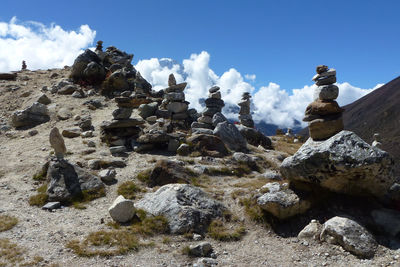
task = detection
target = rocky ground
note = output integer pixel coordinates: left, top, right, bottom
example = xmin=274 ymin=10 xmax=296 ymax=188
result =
xmin=0 ymin=68 xmax=400 ymax=267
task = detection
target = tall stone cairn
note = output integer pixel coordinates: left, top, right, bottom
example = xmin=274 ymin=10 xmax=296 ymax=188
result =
xmin=192 ymin=86 xmax=225 ymax=131
xmin=160 ymin=74 xmax=189 ymax=120
xmin=21 ymin=60 xmax=27 ymax=70
xmin=303 ymin=65 xmax=344 ymax=140
xmin=238 ymin=92 xmax=254 ymax=128
xmin=49 ymin=127 xmax=67 ymax=158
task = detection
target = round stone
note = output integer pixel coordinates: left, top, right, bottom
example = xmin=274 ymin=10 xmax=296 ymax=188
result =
xmin=314 ymin=85 xmax=339 ymax=101
xmin=309 ymin=117 xmax=344 ymax=141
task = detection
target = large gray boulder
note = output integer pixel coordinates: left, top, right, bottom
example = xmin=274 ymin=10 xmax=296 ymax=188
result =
xmin=280 ymin=131 xmax=395 ymax=198
xmin=213 ymin=121 xmax=247 ymax=152
xmin=46 ymin=158 xmax=104 ymax=202
xmin=135 ymin=184 xmax=226 ymax=234
xmin=70 ymin=49 xmax=102 ymax=83
xmin=320 ymin=216 xmax=377 ymax=258
xmin=11 ymin=102 xmax=50 ymax=128
xmin=237 ymin=125 xmax=272 ymax=149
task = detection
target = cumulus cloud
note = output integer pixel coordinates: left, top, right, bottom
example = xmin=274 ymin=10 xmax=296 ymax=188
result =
xmin=0 ymin=16 xmax=96 ymax=72
xmin=136 ymin=51 xmax=380 ymax=128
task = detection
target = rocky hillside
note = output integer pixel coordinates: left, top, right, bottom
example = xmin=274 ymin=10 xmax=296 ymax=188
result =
xmin=342 ymin=76 xmax=400 ymax=177
xmin=0 ymin=47 xmax=399 ymax=266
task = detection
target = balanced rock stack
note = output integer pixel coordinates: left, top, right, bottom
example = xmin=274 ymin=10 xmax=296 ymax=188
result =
xmin=100 ymin=97 xmax=145 ymax=150
xmin=303 ymin=65 xmax=344 ymax=140
xmin=191 ymin=86 xmax=225 ymax=133
xmin=158 ymin=74 xmax=189 ymax=121
xmin=238 ymin=92 xmax=254 ymax=128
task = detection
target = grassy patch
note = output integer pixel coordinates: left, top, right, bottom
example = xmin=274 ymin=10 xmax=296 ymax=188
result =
xmin=207 ymin=219 xmax=246 ymax=241
xmin=117 ymin=181 xmax=143 ymax=200
xmin=231 ymin=189 xmax=247 ymax=200
xmin=0 ymin=238 xmax=25 ymax=266
xmin=68 ymin=211 xmax=168 ymax=257
xmin=233 ymin=178 xmax=268 ymax=190
xmin=28 ymin=184 xmax=48 ymax=207
xmin=181 ymin=245 xmax=192 ymax=256
xmin=66 ymin=230 xmax=140 ymax=257
xmin=273 ymin=137 xmax=302 ymax=155
xmin=0 ymin=215 xmax=18 ymax=232
xmin=136 ymin=169 xmax=151 ymax=184
xmin=239 ymin=197 xmax=267 ymax=223
xmin=206 ymin=164 xmax=252 ymax=177
xmin=70 ymin=188 xmax=106 ymax=210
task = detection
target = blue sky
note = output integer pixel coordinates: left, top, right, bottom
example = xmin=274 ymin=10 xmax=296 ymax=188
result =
xmin=2 ymin=0 xmax=399 ymax=89
xmin=0 ymin=0 xmax=398 ymax=127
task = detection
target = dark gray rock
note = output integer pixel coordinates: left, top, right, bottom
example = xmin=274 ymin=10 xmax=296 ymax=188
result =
xmin=237 ymin=125 xmax=272 ymax=149
xmin=83 ymin=61 xmax=106 ymax=84
xmin=192 ymin=128 xmax=214 ymax=135
xmin=146 ymin=159 xmax=191 ymax=187
xmin=320 ymin=216 xmax=377 ymax=258
xmin=11 ymin=102 xmax=50 ymax=128
xmin=213 ymin=121 xmax=247 ymax=152
xmin=42 ymin=202 xmax=61 ymax=210
xmin=138 ymin=102 xmax=158 ymax=119
xmin=99 ymin=168 xmax=117 ymax=183
xmin=112 ymin=108 xmax=132 ymax=120
xmin=37 ymin=94 xmax=51 ymax=105
xmin=371 ymin=208 xmax=400 ymax=237
xmin=189 ymin=242 xmax=213 ymax=257
xmin=70 ymin=49 xmax=102 ymax=83
xmin=205 ymin=98 xmax=224 ymax=108
xmin=280 ymin=131 xmax=395 ymax=198
xmin=46 ymin=158 xmax=104 ymax=202
xmin=135 ymin=184 xmax=226 ymax=234
xmin=208 ymin=86 xmax=220 ymax=93
xmin=212 ymin=112 xmax=227 ymax=127
xmin=58 ymin=84 xmax=77 ymax=95
xmin=187 ymin=134 xmax=229 ymax=157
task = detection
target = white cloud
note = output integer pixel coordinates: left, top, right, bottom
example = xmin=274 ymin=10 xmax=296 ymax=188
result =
xmin=0 ymin=16 xmax=96 ymax=72
xmin=245 ymin=74 xmax=256 ymax=81
xmin=136 ymin=52 xmax=380 ymax=128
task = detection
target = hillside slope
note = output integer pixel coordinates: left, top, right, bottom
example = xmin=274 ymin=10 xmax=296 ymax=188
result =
xmin=342 ymin=76 xmax=400 ymax=177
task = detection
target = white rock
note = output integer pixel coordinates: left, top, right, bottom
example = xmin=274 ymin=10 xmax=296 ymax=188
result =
xmin=108 ymin=195 xmax=135 ymax=223
xmin=298 ymin=220 xmax=322 ymax=240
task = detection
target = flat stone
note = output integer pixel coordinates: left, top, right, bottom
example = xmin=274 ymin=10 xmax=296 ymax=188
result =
xmin=57 ymin=108 xmax=72 ymax=120
xmin=108 ymin=195 xmax=135 ymax=223
xmin=58 ymin=84 xmax=77 ymax=95
xmin=312 ymin=69 xmax=336 ymax=81
xmin=309 ymin=116 xmax=343 ymax=140
xmin=191 ymin=122 xmax=213 ymax=130
xmin=314 ymin=84 xmax=339 ymax=101
xmin=305 ymin=100 xmax=344 ymax=116
xmin=42 ymin=202 xmax=61 ymax=210
xmin=167 ymin=102 xmax=188 ymax=113
xmin=166 ymin=92 xmax=185 ymax=101
xmin=172 ymin=112 xmax=188 ymax=120
xmin=110 ymin=146 xmax=127 ymax=154
xmin=203 ymin=107 xmax=222 ymax=117
xmin=100 ymin=118 xmax=145 ymax=129
xmin=208 ymin=86 xmax=220 ymax=93
xmin=61 ymin=128 xmax=81 ymax=138
xmin=155 ymin=109 xmax=172 ymax=119
xmin=192 ymin=128 xmax=214 ymax=135
xmin=315 ymin=75 xmax=336 ymax=86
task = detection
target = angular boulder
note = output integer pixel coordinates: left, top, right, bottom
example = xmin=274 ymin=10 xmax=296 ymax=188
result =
xmin=70 ymin=49 xmax=102 ymax=83
xmin=237 ymin=125 xmax=272 ymax=149
xmin=257 ymin=182 xmax=311 ymax=219
xmin=108 ymin=195 xmax=135 ymax=223
xmin=147 ymin=159 xmax=192 ymax=187
xmin=46 ymin=158 xmax=104 ymax=202
xmin=11 ymin=102 xmax=50 ymax=128
xmin=187 ymin=134 xmax=229 ymax=158
xmin=320 ymin=216 xmax=377 ymax=258
xmin=213 ymin=121 xmax=247 ymax=152
xmin=280 ymin=131 xmax=395 ymax=198
xmin=135 ymin=184 xmax=226 ymax=234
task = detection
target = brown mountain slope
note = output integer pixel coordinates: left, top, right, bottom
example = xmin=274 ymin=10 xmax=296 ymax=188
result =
xmin=342 ymin=76 xmax=400 ymax=177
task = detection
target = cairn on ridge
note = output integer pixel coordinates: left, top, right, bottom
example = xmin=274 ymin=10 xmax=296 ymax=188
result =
xmin=303 ymin=65 xmax=344 ymax=140
xmin=238 ymin=92 xmax=254 ymax=128
xmin=21 ymin=60 xmax=27 ymax=70
xmin=160 ymin=74 xmax=190 ymax=121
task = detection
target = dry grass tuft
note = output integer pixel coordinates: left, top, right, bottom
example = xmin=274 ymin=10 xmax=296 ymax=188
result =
xmin=136 ymin=169 xmax=151 ymax=184
xmin=239 ymin=197 xmax=268 ymax=223
xmin=272 ymin=136 xmax=302 ymax=155
xmin=70 ymin=187 xmax=106 ymax=209
xmin=207 ymin=219 xmax=246 ymax=241
xmin=0 ymin=238 xmax=25 ymax=266
xmin=28 ymin=184 xmax=48 ymax=207
xmin=0 ymin=215 xmax=18 ymax=232
xmin=117 ymin=181 xmax=143 ymax=199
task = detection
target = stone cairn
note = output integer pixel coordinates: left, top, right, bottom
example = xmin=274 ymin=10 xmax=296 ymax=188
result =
xmin=372 ymin=133 xmax=382 ymax=148
xmin=191 ymin=86 xmax=225 ymax=133
xmin=49 ymin=127 xmax=66 ymax=158
xmin=238 ymin=92 xmax=254 ymax=128
xmin=159 ymin=74 xmax=189 ymax=121
xmin=21 ymin=60 xmax=27 ymax=70
xmin=303 ymin=65 xmax=344 ymax=140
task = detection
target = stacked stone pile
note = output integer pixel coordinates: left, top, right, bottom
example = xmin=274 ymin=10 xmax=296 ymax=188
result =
xmin=100 ymin=97 xmax=145 ymax=151
xmin=238 ymin=92 xmax=254 ymax=127
xmin=191 ymin=86 xmax=225 ymax=133
xmin=70 ymin=41 xmax=152 ymax=97
xmin=158 ymin=74 xmax=189 ymax=121
xmin=303 ymin=65 xmax=344 ymax=140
